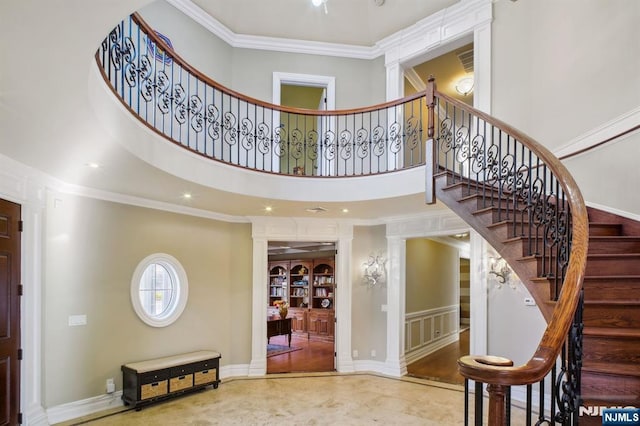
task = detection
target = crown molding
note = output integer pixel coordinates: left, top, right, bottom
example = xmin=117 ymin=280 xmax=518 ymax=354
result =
xmin=52 ymin=180 xmax=251 ymax=224
xmin=376 ymin=0 xmax=492 ymax=66
xmin=166 ymin=0 xmax=381 ymax=60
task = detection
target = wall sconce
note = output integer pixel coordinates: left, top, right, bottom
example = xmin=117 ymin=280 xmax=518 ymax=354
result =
xmin=455 ymin=76 xmax=474 ymax=96
xmin=363 ymin=253 xmax=386 ymax=288
xmin=489 ymin=256 xmax=515 ymax=289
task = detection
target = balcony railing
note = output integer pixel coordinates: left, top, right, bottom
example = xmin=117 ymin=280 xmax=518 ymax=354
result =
xmin=96 ymin=13 xmax=427 ymax=177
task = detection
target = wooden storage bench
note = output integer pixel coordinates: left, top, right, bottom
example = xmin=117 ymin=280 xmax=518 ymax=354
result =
xmin=121 ymin=350 xmax=221 ymax=409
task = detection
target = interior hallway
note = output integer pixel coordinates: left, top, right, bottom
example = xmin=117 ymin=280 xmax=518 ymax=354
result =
xmin=406 ymin=329 xmax=470 ymax=385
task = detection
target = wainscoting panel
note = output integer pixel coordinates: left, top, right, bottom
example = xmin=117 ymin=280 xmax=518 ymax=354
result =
xmin=404 ymin=305 xmax=459 ymax=364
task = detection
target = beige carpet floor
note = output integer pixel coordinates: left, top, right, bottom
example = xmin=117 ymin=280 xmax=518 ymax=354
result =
xmin=59 ymin=373 xmax=527 ymax=425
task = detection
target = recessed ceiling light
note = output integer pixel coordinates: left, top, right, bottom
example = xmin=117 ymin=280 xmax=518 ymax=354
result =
xmin=86 ymin=162 xmax=100 ymax=169
xmin=342 ymin=208 xmax=349 ymax=213
xmin=182 ymin=193 xmax=192 ymax=199
xmin=265 ymin=206 xmax=273 ymax=212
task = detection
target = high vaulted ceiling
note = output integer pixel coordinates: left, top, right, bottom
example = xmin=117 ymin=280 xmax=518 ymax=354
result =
xmin=0 ymin=0 xmax=467 ymax=221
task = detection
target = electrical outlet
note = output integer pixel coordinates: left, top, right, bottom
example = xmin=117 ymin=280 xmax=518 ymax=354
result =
xmin=353 ymin=349 xmax=359 ymax=358
xmin=106 ymin=378 xmax=115 ymax=394
xmin=524 ymin=297 xmax=536 ymax=306
xmin=371 ymin=349 xmax=376 ymax=358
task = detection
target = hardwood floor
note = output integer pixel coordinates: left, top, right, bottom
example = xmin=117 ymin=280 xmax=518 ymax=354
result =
xmin=406 ymin=329 xmax=470 ymax=385
xmin=267 ymin=329 xmax=469 ymax=381
xmin=267 ymin=334 xmax=335 ymax=374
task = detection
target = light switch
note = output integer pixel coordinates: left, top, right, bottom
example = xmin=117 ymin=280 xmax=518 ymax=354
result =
xmin=69 ymin=314 xmax=87 ymax=326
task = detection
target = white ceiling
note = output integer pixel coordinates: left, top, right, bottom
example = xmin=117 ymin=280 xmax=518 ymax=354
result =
xmin=189 ymin=0 xmax=457 ymax=46
xmin=0 ymin=0 xmax=458 ymax=221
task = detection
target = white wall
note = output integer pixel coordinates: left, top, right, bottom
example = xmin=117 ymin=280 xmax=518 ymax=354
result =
xmin=492 ymin=0 xmax=640 ymax=149
xmin=492 ymin=0 xmax=640 ymax=217
xmin=139 ymin=0 xmax=234 ymax=86
xmin=351 ymin=225 xmax=388 ymax=361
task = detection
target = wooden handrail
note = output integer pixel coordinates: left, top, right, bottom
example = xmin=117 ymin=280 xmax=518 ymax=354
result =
xmin=558 ymin=123 xmax=640 ymax=161
xmin=428 ymin=82 xmax=589 ymax=387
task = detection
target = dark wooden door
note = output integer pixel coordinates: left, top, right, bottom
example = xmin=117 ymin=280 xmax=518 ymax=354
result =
xmin=0 ymin=199 xmax=21 ymax=425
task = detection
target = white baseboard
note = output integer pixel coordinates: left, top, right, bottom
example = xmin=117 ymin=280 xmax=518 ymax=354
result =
xmin=44 ymin=363 xmax=259 ymax=425
xmin=220 ymin=363 xmax=251 ymax=379
xmin=46 ymin=391 xmax=124 ymax=425
xmin=352 ymin=359 xmax=389 ymax=374
xmin=24 ymin=403 xmax=48 ymax=426
xmin=404 ymin=333 xmax=459 ymax=365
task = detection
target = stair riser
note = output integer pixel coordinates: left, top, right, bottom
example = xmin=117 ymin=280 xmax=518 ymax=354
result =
xmin=472 ymin=209 xmax=531 ymax=231
xmin=585 ymin=257 xmax=640 ymax=275
xmin=584 ymin=305 xmax=640 ymax=328
xmin=582 ymin=371 xmax=640 ymax=403
xmin=583 ymin=337 xmax=640 ymax=365
xmin=487 ymin=222 xmax=545 ymax=243
xmin=589 ymin=223 xmax=623 ymax=236
xmin=583 ymin=280 xmax=640 ymax=302
xmin=589 ymin=239 xmax=640 ymax=254
xmin=506 ymin=237 xmax=571 ymax=258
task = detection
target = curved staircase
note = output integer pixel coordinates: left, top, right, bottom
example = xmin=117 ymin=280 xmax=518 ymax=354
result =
xmin=435 ymin=172 xmax=640 ymax=423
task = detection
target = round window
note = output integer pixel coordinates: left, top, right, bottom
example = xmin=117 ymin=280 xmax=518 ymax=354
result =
xmin=131 ymin=253 xmax=188 ymax=327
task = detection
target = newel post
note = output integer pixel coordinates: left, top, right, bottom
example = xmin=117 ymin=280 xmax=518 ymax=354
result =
xmin=425 ymin=76 xmax=436 ymax=204
xmin=486 ymin=384 xmax=510 ymax=426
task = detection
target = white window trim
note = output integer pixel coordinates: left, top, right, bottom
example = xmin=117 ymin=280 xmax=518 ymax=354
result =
xmin=130 ymin=253 xmax=189 ymax=327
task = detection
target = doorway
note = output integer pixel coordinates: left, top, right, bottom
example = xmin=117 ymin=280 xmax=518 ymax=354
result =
xmin=0 ymin=198 xmax=21 ymax=424
xmin=266 ymin=241 xmax=336 ymax=374
xmin=272 ymin=72 xmax=336 ymax=176
xmin=404 ymin=235 xmax=470 ymax=385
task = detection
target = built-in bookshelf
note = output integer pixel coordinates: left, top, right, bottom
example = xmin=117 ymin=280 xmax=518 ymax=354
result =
xmin=268 ymin=262 xmax=288 ymax=307
xmin=267 ymin=258 xmax=335 ymax=341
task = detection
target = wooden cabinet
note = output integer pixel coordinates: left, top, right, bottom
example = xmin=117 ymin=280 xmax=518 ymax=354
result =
xmin=121 ymin=351 xmax=221 ymax=410
xmin=288 ymin=307 xmax=307 ymax=335
xmin=308 ymin=309 xmax=334 ymax=339
xmin=267 ymin=258 xmax=335 ymax=341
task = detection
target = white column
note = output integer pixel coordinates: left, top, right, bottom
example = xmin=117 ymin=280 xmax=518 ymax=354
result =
xmin=335 ymin=231 xmax=354 ymax=373
xmin=474 ymin=22 xmax=492 ymax=114
xmin=469 ymin=230 xmax=488 ymax=355
xmin=248 ymin=238 xmax=268 ymax=376
xmin=384 ymin=236 xmax=407 ymax=377
xmin=385 ymin=61 xmax=404 ymax=172
xmin=385 ymin=61 xmax=404 ymax=102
